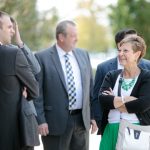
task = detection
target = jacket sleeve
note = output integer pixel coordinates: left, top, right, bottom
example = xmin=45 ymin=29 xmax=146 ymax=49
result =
xmin=20 ymin=44 xmax=41 ymax=76
xmin=33 ymin=53 xmax=46 ymax=124
xmin=15 ymin=49 xmax=39 ymax=100
xmin=98 ymin=71 xmax=116 ymax=110
xmin=125 ymin=71 xmax=150 ymax=113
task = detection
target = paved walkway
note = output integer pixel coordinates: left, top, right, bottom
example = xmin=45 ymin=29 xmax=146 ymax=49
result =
xmin=35 ymin=134 xmax=101 ymax=150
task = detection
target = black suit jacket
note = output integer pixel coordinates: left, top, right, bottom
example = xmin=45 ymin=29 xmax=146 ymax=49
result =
xmin=99 ymin=68 xmax=150 ymax=134
xmin=92 ymin=57 xmax=150 ymax=134
xmin=0 ymin=45 xmax=39 ymax=149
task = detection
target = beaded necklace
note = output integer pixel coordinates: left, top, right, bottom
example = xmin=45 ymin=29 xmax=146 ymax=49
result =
xmin=121 ymin=78 xmax=136 ymax=91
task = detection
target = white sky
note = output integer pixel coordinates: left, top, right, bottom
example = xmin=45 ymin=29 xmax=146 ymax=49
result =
xmin=37 ymin=0 xmax=117 ymax=25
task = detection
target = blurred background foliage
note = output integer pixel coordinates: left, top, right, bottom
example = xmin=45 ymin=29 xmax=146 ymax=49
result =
xmin=0 ymin=0 xmax=150 ymax=59
xmin=0 ymin=0 xmax=59 ymax=50
xmin=109 ymin=0 xmax=150 ymax=59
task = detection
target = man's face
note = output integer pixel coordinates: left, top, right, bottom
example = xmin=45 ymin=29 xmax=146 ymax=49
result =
xmin=61 ymin=24 xmax=78 ymax=51
xmin=0 ymin=15 xmax=15 ymax=44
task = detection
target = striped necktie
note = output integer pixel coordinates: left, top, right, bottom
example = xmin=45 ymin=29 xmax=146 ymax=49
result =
xmin=64 ymin=53 xmax=76 ymax=109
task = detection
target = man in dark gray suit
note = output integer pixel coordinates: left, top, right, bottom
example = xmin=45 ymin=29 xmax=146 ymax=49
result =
xmin=0 ymin=11 xmax=39 ymax=150
xmin=92 ymin=29 xmax=150 ymax=135
xmin=35 ymin=20 xmax=97 ymax=150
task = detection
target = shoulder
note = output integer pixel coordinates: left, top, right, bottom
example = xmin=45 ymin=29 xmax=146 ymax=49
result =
xmin=106 ymin=69 xmax=121 ymax=79
xmin=140 ymin=58 xmax=150 ymax=64
xmin=74 ymin=48 xmax=89 ymax=56
xmin=0 ymin=45 xmax=20 ymax=57
xmin=138 ymin=58 xmax=150 ymax=70
xmin=35 ymin=46 xmax=55 ymax=58
xmin=0 ymin=44 xmax=18 ymax=52
xmin=97 ymin=57 xmax=117 ymax=69
xmin=140 ymin=68 xmax=150 ymax=78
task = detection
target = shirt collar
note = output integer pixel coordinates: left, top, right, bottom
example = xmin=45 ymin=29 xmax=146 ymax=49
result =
xmin=56 ymin=44 xmax=73 ymax=57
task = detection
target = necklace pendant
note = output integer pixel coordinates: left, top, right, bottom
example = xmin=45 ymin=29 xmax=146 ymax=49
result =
xmin=121 ymin=78 xmax=136 ymax=91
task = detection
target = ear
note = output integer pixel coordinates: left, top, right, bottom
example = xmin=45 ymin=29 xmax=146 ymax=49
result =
xmin=135 ymin=51 xmax=141 ymax=60
xmin=58 ymin=33 xmax=64 ymax=42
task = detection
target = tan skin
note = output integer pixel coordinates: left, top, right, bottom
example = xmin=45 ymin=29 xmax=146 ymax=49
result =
xmin=0 ymin=15 xmax=15 ymax=44
xmin=102 ymin=42 xmax=141 ymax=112
xmin=38 ymin=23 xmax=98 ymax=136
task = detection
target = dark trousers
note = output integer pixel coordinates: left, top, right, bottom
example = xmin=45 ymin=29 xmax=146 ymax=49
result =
xmin=42 ymin=113 xmax=89 ymax=150
xmin=21 ymin=146 xmax=34 ymax=150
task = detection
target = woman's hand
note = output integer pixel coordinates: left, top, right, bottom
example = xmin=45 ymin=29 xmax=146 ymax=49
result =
xmin=118 ymin=105 xmax=127 ymax=112
xmin=102 ymin=87 xmax=114 ymax=96
xmin=124 ymin=96 xmax=137 ymax=103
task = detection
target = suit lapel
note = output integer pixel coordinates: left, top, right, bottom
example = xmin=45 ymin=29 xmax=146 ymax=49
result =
xmin=50 ymin=45 xmax=67 ymax=92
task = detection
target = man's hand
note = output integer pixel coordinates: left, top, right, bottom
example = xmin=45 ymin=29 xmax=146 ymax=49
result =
xmin=90 ymin=119 xmax=98 ymax=134
xmin=13 ymin=19 xmax=24 ymax=47
xmin=22 ymin=87 xmax=27 ymax=98
xmin=38 ymin=123 xmax=49 ymax=136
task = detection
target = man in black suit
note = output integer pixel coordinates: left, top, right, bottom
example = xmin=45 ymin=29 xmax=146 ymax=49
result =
xmin=92 ymin=29 xmax=150 ymax=134
xmin=35 ymin=20 xmax=97 ymax=150
xmin=0 ymin=11 xmax=39 ymax=150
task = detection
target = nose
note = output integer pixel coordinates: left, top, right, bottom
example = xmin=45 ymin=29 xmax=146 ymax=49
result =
xmin=11 ymin=27 xmax=15 ymax=35
xmin=118 ymin=50 xmax=124 ymax=56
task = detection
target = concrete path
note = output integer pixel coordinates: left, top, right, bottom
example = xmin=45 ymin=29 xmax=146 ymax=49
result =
xmin=35 ymin=134 xmax=101 ymax=150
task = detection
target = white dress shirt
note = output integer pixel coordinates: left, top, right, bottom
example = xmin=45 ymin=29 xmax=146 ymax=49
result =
xmin=56 ymin=44 xmax=83 ymax=110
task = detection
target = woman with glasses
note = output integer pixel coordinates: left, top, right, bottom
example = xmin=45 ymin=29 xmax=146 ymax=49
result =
xmin=99 ymin=35 xmax=150 ymax=150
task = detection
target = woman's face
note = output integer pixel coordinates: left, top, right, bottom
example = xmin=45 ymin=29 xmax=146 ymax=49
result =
xmin=118 ymin=42 xmax=141 ymax=67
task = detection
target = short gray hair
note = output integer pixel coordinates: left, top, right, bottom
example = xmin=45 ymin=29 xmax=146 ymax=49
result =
xmin=56 ymin=20 xmax=76 ymax=40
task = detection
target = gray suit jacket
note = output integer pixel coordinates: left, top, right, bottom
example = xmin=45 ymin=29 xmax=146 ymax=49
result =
xmin=10 ymin=44 xmax=41 ymax=116
xmin=21 ymin=44 xmax=41 ymax=116
xmin=35 ymin=45 xmax=93 ymax=135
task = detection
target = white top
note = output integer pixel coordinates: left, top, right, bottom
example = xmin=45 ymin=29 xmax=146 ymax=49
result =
xmin=108 ymin=74 xmax=139 ymax=123
xmin=56 ymin=44 xmax=83 ymax=109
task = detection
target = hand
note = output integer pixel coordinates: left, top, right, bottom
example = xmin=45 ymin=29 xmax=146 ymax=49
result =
xmin=22 ymin=87 xmax=27 ymax=98
xmin=13 ymin=19 xmax=23 ymax=47
xmin=38 ymin=123 xmax=49 ymax=136
xmin=124 ymin=96 xmax=137 ymax=103
xmin=102 ymin=87 xmax=114 ymax=96
xmin=118 ymin=104 xmax=127 ymax=112
xmin=90 ymin=119 xmax=98 ymax=134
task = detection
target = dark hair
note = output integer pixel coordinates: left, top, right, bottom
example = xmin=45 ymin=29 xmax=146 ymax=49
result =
xmin=10 ymin=16 xmax=15 ymax=23
xmin=115 ymin=29 xmax=137 ymax=45
xmin=56 ymin=20 xmax=76 ymax=40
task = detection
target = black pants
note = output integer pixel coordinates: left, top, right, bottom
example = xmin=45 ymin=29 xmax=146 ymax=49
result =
xmin=21 ymin=146 xmax=34 ymax=150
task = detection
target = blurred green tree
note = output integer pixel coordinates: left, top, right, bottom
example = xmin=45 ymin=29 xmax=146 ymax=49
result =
xmin=0 ymin=0 xmax=59 ymax=51
xmin=109 ymin=0 xmax=150 ymax=59
xmin=75 ymin=0 xmax=112 ymax=52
